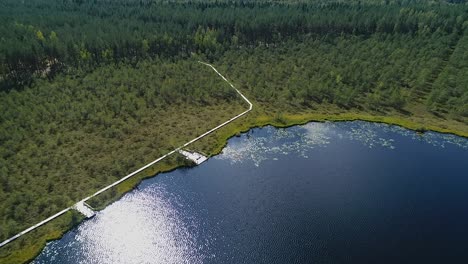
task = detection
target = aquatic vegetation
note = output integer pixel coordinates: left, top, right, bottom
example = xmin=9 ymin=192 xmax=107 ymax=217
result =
xmin=217 ymin=121 xmax=467 ymax=166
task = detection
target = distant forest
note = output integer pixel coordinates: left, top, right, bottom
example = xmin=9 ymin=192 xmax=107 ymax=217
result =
xmin=0 ymin=0 xmax=467 ymax=261
xmin=0 ymin=0 xmax=467 ymax=115
xmin=0 ymin=2 xmax=464 ymax=73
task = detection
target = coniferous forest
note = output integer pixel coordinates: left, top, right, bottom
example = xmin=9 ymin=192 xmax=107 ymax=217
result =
xmin=0 ymin=0 xmax=467 ymax=263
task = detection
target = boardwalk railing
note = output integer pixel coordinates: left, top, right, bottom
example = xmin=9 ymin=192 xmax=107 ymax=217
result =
xmin=0 ymin=61 xmax=252 ymax=248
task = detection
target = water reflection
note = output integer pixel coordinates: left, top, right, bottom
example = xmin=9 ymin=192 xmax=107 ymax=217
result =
xmin=34 ymin=185 xmax=205 ymax=264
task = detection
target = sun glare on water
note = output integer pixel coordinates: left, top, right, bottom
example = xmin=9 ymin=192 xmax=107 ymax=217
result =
xmin=35 ymin=186 xmax=204 ymax=264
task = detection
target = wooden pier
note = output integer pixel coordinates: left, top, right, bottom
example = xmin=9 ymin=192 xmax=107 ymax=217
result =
xmin=73 ymin=201 xmax=96 ymax=218
xmin=178 ymin=150 xmax=208 ymax=165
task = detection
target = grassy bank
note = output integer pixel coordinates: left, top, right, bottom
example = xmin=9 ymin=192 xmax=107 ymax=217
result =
xmin=190 ymin=101 xmax=467 ymax=158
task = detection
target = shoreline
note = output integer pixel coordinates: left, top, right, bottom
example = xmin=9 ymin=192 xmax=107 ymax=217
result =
xmin=1 ymin=113 xmax=467 ymax=264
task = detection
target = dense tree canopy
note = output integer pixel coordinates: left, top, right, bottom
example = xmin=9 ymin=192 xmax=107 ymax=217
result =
xmin=1 ymin=0 xmax=466 ymax=90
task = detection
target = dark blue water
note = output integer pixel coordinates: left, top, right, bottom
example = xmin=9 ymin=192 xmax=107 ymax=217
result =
xmin=34 ymin=122 xmax=468 ymax=264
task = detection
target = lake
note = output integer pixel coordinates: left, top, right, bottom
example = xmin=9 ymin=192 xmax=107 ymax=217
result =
xmin=33 ymin=121 xmax=468 ymax=264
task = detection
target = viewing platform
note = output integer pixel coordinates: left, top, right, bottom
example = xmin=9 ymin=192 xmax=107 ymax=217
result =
xmin=178 ymin=150 xmax=208 ymax=165
xmin=74 ymin=201 xmax=96 ymax=218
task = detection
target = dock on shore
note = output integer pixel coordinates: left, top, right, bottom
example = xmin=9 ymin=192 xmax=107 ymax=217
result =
xmin=73 ymin=201 xmax=96 ymax=218
xmin=178 ymin=150 xmax=208 ymax=165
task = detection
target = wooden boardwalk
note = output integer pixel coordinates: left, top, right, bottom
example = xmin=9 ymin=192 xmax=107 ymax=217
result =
xmin=0 ymin=61 xmax=252 ymax=248
xmin=0 ymin=208 xmax=70 ymax=248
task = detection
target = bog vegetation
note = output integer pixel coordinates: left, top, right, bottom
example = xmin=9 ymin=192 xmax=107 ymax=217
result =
xmin=0 ymin=0 xmax=467 ymax=263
